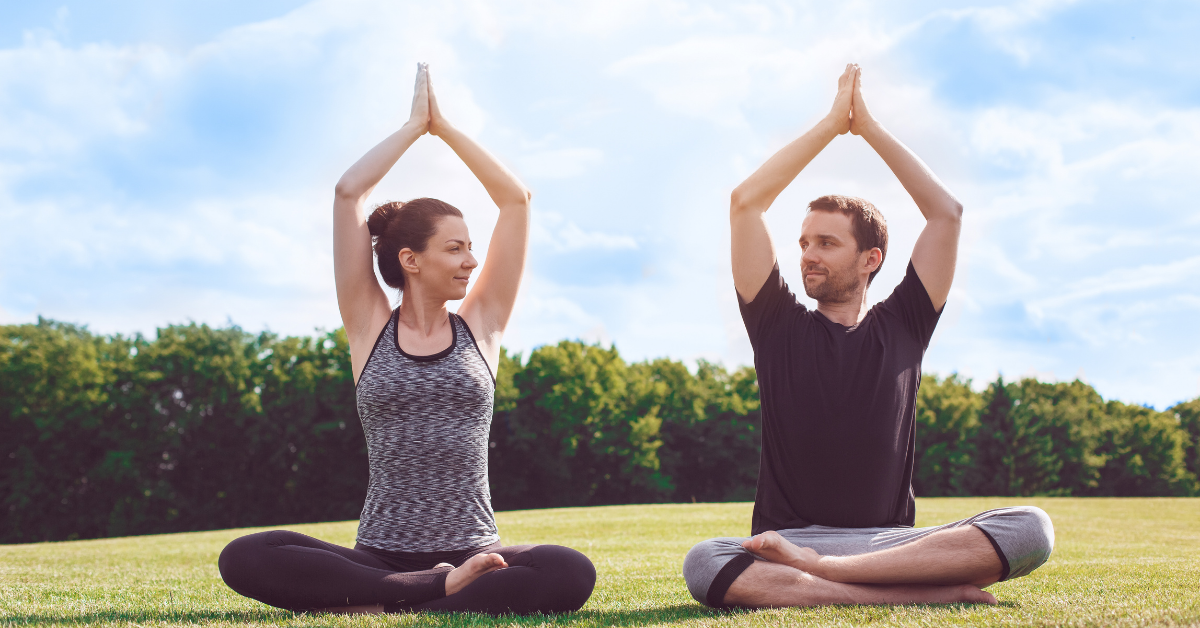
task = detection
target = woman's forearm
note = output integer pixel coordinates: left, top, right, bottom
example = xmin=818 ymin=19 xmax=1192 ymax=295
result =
xmin=334 ymin=121 xmax=427 ymax=204
xmin=435 ymin=123 xmax=531 ymax=210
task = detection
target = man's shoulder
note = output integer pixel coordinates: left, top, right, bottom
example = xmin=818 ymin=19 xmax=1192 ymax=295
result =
xmin=868 ymin=260 xmax=943 ymax=345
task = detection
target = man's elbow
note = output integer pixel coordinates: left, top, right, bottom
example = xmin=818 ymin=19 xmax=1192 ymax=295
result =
xmin=935 ymin=200 xmax=963 ymax=224
xmin=515 ymin=187 xmax=534 ymax=208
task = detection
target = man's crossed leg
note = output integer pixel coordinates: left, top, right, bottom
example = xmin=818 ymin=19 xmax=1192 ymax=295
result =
xmin=683 ymin=506 xmax=1054 ymax=608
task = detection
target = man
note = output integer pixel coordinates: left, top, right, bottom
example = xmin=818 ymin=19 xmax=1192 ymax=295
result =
xmin=682 ymin=64 xmax=1054 ymax=608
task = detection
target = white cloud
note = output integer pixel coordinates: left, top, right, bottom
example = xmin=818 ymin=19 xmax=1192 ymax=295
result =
xmin=518 ymin=148 xmax=604 ymax=179
xmin=1036 ymin=256 xmax=1200 ymax=309
xmin=1 ymin=0 xmax=1197 ymax=408
xmin=0 ymin=35 xmax=174 ymax=159
xmin=929 ymin=0 xmax=1084 ymax=64
xmin=531 ymin=212 xmax=637 ymax=252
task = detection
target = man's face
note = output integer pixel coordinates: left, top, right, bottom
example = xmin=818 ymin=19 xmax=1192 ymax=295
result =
xmin=799 ymin=211 xmax=865 ymax=304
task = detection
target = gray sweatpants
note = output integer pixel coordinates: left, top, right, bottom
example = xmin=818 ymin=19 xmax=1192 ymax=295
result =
xmin=683 ymin=506 xmax=1055 ymax=608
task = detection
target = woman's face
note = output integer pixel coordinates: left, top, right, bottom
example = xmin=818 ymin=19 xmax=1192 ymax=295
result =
xmin=407 ymin=216 xmax=477 ymax=301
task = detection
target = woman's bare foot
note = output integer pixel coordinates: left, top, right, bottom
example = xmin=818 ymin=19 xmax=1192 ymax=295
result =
xmin=319 ymin=604 xmax=383 ymax=614
xmin=743 ymin=531 xmax=823 ymax=573
xmin=444 ymin=552 xmax=507 ymax=596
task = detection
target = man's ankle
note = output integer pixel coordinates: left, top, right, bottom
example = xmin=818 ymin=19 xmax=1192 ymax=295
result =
xmin=808 ymin=555 xmax=839 ymax=581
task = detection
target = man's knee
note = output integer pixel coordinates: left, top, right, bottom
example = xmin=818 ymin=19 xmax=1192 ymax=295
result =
xmin=683 ymin=538 xmax=753 ymax=607
xmin=1012 ymin=506 xmax=1055 ymax=576
xmin=975 ymin=506 xmax=1055 ymax=580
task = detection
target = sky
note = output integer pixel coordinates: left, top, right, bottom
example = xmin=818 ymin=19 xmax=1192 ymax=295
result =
xmin=1 ymin=0 xmax=1198 ymax=409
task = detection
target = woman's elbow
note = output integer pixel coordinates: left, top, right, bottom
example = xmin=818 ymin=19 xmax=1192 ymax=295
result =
xmin=501 ymin=188 xmax=532 ymax=211
xmin=730 ymin=186 xmax=756 ymax=217
xmin=334 ymin=175 xmax=368 ymax=204
xmin=333 ymin=180 xmax=356 ymax=203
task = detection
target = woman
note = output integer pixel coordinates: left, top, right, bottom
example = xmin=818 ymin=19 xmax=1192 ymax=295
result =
xmin=217 ymin=63 xmax=596 ymax=615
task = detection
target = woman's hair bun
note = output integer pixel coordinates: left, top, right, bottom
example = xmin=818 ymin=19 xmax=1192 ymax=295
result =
xmin=367 ymin=198 xmax=463 ymax=290
xmin=367 ymin=202 xmax=399 ymax=238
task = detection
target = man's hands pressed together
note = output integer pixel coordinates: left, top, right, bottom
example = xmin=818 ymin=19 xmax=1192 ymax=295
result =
xmin=849 ymin=65 xmax=878 ymax=137
xmin=827 ymin=63 xmax=856 ymax=136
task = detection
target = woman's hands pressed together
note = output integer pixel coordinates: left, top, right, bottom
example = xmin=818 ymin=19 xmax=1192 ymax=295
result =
xmin=405 ymin=62 xmax=452 ymax=138
xmin=426 ymin=65 xmax=452 ymax=137
xmin=407 ymin=63 xmax=432 ymax=135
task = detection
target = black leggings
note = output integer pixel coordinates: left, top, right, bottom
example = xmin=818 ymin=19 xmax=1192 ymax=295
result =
xmin=218 ymin=530 xmax=596 ymax=615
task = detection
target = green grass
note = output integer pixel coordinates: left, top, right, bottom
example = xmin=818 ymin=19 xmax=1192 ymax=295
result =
xmin=2 ymin=498 xmax=1199 ymax=627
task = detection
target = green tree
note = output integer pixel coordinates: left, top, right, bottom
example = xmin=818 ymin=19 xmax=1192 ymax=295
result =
xmin=965 ymin=378 xmax=1060 ymax=496
xmin=7 ymin=317 xmax=1200 ymax=543
xmin=488 ymin=341 xmax=665 ymax=508
xmin=1011 ymin=379 xmax=1107 ymax=495
xmin=1169 ymin=397 xmax=1200 ymax=482
xmin=913 ymin=374 xmax=981 ymax=497
xmin=1 ymin=319 xmax=117 ymax=541
xmin=648 ymin=360 xmax=760 ymax=503
xmin=1091 ymin=401 xmax=1197 ymax=496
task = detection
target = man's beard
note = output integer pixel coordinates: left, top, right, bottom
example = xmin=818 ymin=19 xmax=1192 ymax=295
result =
xmin=802 ymin=264 xmax=862 ymax=304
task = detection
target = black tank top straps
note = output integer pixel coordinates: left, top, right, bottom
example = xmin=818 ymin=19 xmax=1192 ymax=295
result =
xmin=354 ymin=309 xmax=498 ymax=552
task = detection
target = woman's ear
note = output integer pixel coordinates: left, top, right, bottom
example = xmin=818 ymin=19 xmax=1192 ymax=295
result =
xmin=399 ymin=249 xmax=419 ymax=275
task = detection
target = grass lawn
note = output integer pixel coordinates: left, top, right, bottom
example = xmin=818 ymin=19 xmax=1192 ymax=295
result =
xmin=2 ymin=498 xmax=1199 ymax=627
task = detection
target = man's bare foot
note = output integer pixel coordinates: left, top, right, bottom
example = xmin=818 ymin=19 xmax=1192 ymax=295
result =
xmin=444 ymin=552 xmax=507 ymax=596
xmin=743 ymin=531 xmax=823 ymax=574
xmin=951 ymin=584 xmax=998 ymax=605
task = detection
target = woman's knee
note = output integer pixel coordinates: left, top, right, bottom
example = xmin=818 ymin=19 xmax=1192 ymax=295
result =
xmin=526 ymin=545 xmax=596 ymax=612
xmin=217 ymin=531 xmax=286 ymax=593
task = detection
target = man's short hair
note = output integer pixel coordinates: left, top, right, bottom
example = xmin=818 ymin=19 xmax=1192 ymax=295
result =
xmin=807 ymin=194 xmax=889 ymax=285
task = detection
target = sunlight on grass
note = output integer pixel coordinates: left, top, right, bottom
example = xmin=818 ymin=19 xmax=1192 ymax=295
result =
xmin=2 ymin=499 xmax=1198 ymax=627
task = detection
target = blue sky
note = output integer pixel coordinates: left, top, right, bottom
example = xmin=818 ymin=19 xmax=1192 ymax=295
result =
xmin=1 ymin=0 xmax=1198 ymax=409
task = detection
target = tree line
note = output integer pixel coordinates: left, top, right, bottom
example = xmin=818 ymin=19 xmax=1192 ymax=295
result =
xmin=2 ymin=318 xmax=1198 ymax=543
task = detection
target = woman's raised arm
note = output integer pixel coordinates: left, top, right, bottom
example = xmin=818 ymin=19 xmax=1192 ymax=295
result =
xmin=333 ymin=64 xmax=429 ymax=364
xmin=427 ymin=68 xmax=532 ymax=370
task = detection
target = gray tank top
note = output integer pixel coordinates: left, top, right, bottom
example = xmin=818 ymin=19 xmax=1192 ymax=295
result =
xmin=354 ymin=309 xmax=499 ymax=552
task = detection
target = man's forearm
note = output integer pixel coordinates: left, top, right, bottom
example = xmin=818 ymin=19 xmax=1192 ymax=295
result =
xmin=731 ymin=116 xmax=842 ymax=215
xmin=858 ymin=121 xmax=962 ymax=222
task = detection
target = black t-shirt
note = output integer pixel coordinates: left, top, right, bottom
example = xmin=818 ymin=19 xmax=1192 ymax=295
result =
xmin=739 ymin=260 xmax=941 ymax=532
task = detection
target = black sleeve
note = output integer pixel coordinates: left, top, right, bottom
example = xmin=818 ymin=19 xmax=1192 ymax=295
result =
xmin=737 ymin=263 xmax=803 ymax=348
xmin=877 ymin=260 xmax=943 ymax=348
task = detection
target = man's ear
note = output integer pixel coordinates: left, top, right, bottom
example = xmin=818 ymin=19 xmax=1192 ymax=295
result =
xmin=399 ymin=249 xmax=418 ymax=275
xmin=864 ymin=247 xmax=883 ymax=273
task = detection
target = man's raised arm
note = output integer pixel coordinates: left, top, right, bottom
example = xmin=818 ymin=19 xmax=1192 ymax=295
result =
xmin=849 ymin=68 xmax=962 ymax=312
xmin=730 ymin=64 xmax=857 ymax=302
